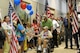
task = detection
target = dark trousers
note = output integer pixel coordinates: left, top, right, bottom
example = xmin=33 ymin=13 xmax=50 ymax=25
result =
xmin=52 ymin=29 xmax=58 ymax=47
xmin=65 ymin=28 xmax=72 ymax=48
xmin=78 ymin=28 xmax=80 ymax=39
xmin=33 ymin=33 xmax=38 ymax=46
xmin=73 ymin=33 xmax=79 ymax=48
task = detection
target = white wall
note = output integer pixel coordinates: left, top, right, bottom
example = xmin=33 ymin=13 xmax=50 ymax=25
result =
xmin=0 ymin=0 xmax=14 ymax=19
xmin=31 ymin=0 xmax=60 ymax=10
xmin=61 ymin=0 xmax=67 ymax=17
xmin=29 ymin=0 xmax=60 ymax=10
xmin=61 ymin=0 xmax=67 ymax=13
xmin=32 ymin=0 xmax=45 ymax=5
xmin=0 ymin=0 xmax=9 ymax=19
xmin=0 ymin=0 xmax=67 ymax=19
xmin=29 ymin=0 xmax=67 ymax=17
xmin=77 ymin=2 xmax=80 ymax=12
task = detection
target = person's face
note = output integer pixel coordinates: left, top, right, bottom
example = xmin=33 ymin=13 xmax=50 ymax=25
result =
xmin=34 ymin=21 xmax=37 ymax=24
xmin=44 ymin=17 xmax=48 ymax=22
xmin=58 ymin=18 xmax=60 ymax=21
xmin=51 ymin=14 xmax=54 ymax=17
xmin=44 ymin=28 xmax=48 ymax=32
xmin=61 ymin=18 xmax=63 ymax=21
xmin=5 ymin=16 xmax=10 ymax=22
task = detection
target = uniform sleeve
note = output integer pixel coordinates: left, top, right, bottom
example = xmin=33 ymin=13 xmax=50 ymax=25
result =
xmin=50 ymin=20 xmax=53 ymax=27
xmin=2 ymin=22 xmax=8 ymax=29
xmin=56 ymin=21 xmax=59 ymax=28
xmin=16 ymin=30 xmax=20 ymax=37
xmin=49 ymin=19 xmax=53 ymax=27
xmin=39 ymin=31 xmax=43 ymax=38
xmin=17 ymin=24 xmax=24 ymax=31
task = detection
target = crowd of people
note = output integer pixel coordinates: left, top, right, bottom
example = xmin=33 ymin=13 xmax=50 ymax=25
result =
xmin=0 ymin=13 xmax=80 ymax=53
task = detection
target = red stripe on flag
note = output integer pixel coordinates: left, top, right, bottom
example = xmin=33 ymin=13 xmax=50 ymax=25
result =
xmin=68 ymin=0 xmax=78 ymax=34
xmin=74 ymin=11 xmax=78 ymax=21
xmin=12 ymin=11 xmax=18 ymax=21
xmin=73 ymin=15 xmax=78 ymax=30
xmin=72 ymin=27 xmax=75 ymax=34
xmin=9 ymin=30 xmax=18 ymax=53
xmin=12 ymin=12 xmax=15 ymax=17
xmin=12 ymin=12 xmax=16 ymax=19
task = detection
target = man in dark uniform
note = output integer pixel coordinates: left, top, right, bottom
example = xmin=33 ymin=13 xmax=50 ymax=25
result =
xmin=63 ymin=17 xmax=73 ymax=49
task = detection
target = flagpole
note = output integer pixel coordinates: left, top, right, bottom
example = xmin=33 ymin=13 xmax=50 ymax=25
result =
xmin=74 ymin=0 xmax=77 ymax=11
xmin=30 ymin=15 xmax=31 ymax=25
xmin=45 ymin=0 xmax=48 ymax=14
xmin=35 ymin=2 xmax=38 ymax=19
xmin=9 ymin=0 xmax=23 ymax=25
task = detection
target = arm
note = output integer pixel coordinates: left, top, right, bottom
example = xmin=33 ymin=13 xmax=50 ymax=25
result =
xmin=34 ymin=31 xmax=43 ymax=37
xmin=4 ymin=30 xmax=10 ymax=43
xmin=18 ymin=24 xmax=25 ymax=33
xmin=16 ymin=30 xmax=21 ymax=38
xmin=21 ymin=29 xmax=25 ymax=33
xmin=2 ymin=22 xmax=10 ymax=43
xmin=56 ymin=21 xmax=60 ymax=34
xmin=51 ymin=26 xmax=53 ymax=33
xmin=48 ymin=31 xmax=53 ymax=38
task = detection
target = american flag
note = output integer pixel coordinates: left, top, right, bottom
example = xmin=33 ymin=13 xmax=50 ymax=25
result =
xmin=10 ymin=30 xmax=19 ymax=53
xmin=36 ymin=5 xmax=40 ymax=23
xmin=68 ymin=0 xmax=79 ymax=34
xmin=8 ymin=1 xmax=19 ymax=53
xmin=8 ymin=1 xmax=18 ymax=21
xmin=45 ymin=0 xmax=51 ymax=18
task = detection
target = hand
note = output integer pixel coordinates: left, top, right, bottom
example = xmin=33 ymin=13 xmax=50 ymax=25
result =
xmin=7 ymin=38 xmax=10 ymax=44
xmin=34 ymin=35 xmax=39 ymax=37
xmin=17 ymin=36 xmax=21 ymax=38
xmin=45 ymin=36 xmax=49 ymax=39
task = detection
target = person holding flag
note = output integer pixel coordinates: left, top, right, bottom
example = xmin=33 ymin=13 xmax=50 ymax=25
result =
xmin=67 ymin=0 xmax=79 ymax=49
xmin=2 ymin=16 xmax=12 ymax=53
xmin=8 ymin=0 xmax=26 ymax=53
xmin=13 ymin=20 xmax=25 ymax=53
xmin=0 ymin=20 xmax=6 ymax=53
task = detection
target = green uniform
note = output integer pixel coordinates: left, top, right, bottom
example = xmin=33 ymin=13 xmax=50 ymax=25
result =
xmin=41 ymin=18 xmax=53 ymax=29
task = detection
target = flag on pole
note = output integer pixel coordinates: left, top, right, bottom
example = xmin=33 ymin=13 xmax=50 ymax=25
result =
xmin=8 ymin=1 xmax=19 ymax=53
xmin=45 ymin=0 xmax=51 ymax=18
xmin=68 ymin=0 xmax=79 ymax=34
xmin=10 ymin=30 xmax=19 ymax=53
xmin=72 ymin=10 xmax=79 ymax=34
xmin=8 ymin=1 xmax=18 ymax=22
xmin=36 ymin=3 xmax=40 ymax=23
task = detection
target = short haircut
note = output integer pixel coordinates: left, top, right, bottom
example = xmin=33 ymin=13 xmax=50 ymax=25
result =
xmin=4 ymin=15 xmax=9 ymax=21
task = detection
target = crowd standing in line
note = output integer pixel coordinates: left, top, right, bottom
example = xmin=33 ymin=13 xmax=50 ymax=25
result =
xmin=0 ymin=14 xmax=79 ymax=53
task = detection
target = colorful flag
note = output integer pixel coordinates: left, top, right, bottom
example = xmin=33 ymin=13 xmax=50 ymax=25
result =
xmin=36 ymin=4 xmax=40 ymax=23
xmin=8 ymin=1 xmax=18 ymax=22
xmin=68 ymin=0 xmax=79 ymax=34
xmin=8 ymin=1 xmax=19 ymax=53
xmin=10 ymin=30 xmax=19 ymax=53
xmin=45 ymin=0 xmax=51 ymax=18
xmin=72 ymin=10 xmax=79 ymax=34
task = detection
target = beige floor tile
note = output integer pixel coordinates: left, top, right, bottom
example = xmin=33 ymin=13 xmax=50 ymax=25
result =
xmin=26 ymin=41 xmax=78 ymax=53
